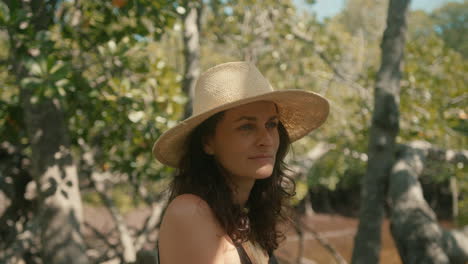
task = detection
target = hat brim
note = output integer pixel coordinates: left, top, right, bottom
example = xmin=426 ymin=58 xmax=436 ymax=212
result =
xmin=153 ymin=90 xmax=329 ymax=168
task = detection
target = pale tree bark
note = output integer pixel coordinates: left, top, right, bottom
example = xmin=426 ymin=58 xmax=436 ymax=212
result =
xmin=90 ymin=173 xmax=136 ymax=263
xmin=21 ymin=92 xmax=89 ymax=264
xmin=450 ymin=177 xmax=459 ymax=220
xmin=289 ymin=142 xmax=336 ymax=264
xmin=87 ymin=171 xmax=169 ymax=263
xmin=7 ymin=1 xmax=89 ymax=263
xmin=78 ymin=140 xmax=168 ymax=263
xmin=181 ymin=0 xmax=203 ymax=118
xmin=352 ymin=0 xmax=411 ymax=263
xmin=389 ymin=141 xmax=468 ymax=264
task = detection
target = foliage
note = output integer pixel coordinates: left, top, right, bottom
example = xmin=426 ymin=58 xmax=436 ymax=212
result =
xmin=458 ymin=168 xmax=468 ymax=225
xmin=430 ymin=0 xmax=468 ymax=58
xmin=0 ymin=0 xmax=183 ymax=188
xmin=0 ymin=1 xmax=466 ymax=261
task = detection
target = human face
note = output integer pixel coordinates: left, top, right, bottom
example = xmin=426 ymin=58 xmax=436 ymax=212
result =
xmin=203 ymin=101 xmax=280 ymax=181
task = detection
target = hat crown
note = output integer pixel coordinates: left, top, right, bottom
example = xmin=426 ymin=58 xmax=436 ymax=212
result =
xmin=193 ymin=62 xmax=273 ymax=115
xmin=153 ymin=61 xmax=330 ymax=168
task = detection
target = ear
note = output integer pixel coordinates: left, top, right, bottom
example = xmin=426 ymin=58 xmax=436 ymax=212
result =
xmin=203 ymin=137 xmax=215 ymax=155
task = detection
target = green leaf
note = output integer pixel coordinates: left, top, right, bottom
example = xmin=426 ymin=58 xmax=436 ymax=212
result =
xmin=20 ymin=77 xmax=42 ymax=88
xmin=0 ymin=1 xmax=10 ymax=24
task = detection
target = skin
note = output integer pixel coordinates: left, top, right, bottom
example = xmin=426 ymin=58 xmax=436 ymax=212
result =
xmin=159 ymin=101 xmax=279 ymax=264
xmin=204 ymin=100 xmax=280 ymax=206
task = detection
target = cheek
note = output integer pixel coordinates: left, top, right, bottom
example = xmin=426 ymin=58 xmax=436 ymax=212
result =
xmin=214 ymin=136 xmax=250 ymax=168
xmin=218 ymin=138 xmax=248 ymax=160
xmin=273 ymin=132 xmax=280 ymax=152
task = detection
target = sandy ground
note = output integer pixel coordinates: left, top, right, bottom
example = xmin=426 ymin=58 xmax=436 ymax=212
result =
xmin=83 ymin=206 xmax=453 ymax=264
xmin=274 ymin=214 xmax=401 ymax=264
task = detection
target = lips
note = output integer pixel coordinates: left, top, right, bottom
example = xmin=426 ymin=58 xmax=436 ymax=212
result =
xmin=248 ymin=154 xmax=274 ymax=160
xmin=248 ymin=155 xmax=274 ymax=165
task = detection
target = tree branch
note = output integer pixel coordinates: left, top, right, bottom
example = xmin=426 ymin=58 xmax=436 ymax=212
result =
xmin=290 ymin=27 xmax=345 ymax=79
xmin=134 ymin=196 xmax=168 ymax=251
xmin=89 ymin=173 xmax=136 ymax=263
xmin=301 ymin=222 xmax=348 ymax=264
xmin=389 ymin=141 xmax=468 ymax=263
xmin=83 ymin=221 xmax=118 ymax=250
xmin=291 ymin=26 xmax=372 ymax=102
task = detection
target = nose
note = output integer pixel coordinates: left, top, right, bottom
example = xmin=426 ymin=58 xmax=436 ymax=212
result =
xmin=257 ymin=126 xmax=275 ymax=147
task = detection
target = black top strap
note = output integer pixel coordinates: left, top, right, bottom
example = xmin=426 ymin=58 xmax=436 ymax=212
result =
xmin=235 ymin=244 xmax=253 ymax=264
xmin=155 ymin=241 xmax=161 ymax=264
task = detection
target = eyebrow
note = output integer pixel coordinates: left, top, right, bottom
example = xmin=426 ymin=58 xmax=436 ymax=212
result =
xmin=234 ymin=115 xmax=279 ymax=123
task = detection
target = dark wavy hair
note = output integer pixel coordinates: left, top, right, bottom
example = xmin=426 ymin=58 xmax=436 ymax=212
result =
xmin=168 ymin=110 xmax=295 ymax=254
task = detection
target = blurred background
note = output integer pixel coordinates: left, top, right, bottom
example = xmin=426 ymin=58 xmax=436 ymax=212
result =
xmin=0 ymin=0 xmax=466 ymax=263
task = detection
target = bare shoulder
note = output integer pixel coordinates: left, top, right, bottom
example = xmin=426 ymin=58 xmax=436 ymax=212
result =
xmin=159 ymin=194 xmax=226 ymax=264
xmin=165 ymin=194 xmax=214 ymax=219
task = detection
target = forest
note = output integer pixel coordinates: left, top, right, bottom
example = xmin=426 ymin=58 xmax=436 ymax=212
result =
xmin=0 ymin=0 xmax=467 ymax=263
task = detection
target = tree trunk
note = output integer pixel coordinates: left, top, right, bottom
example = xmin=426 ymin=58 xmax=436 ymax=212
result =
xmin=0 ymin=143 xmax=34 ymax=261
xmin=352 ymin=0 xmax=410 ymax=263
xmin=21 ymin=91 xmax=89 ymax=264
xmin=181 ymin=0 xmax=202 ymax=118
xmin=6 ymin=2 xmax=90 ymax=263
xmin=449 ymin=177 xmax=458 ymax=221
xmin=389 ymin=141 xmax=468 ymax=264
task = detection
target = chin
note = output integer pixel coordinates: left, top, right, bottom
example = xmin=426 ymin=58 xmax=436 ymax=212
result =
xmin=254 ymin=165 xmax=274 ymax=179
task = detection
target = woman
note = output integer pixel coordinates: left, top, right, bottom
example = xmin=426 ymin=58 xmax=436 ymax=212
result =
xmin=153 ymin=62 xmax=329 ymax=264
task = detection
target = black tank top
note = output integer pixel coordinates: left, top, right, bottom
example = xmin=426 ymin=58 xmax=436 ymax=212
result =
xmin=154 ymin=242 xmax=278 ymax=264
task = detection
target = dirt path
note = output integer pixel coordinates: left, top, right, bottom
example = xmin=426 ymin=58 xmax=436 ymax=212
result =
xmin=274 ymin=214 xmax=401 ymax=264
xmin=83 ymin=206 xmax=453 ymax=264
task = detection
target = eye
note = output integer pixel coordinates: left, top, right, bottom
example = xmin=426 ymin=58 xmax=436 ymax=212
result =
xmin=266 ymin=121 xmax=278 ymax=129
xmin=239 ymin=123 xmax=255 ymax=131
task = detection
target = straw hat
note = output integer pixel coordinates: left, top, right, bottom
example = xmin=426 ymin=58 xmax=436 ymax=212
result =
xmin=153 ymin=61 xmax=329 ymax=168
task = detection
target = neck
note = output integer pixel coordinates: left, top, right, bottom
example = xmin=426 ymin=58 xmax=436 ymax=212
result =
xmin=228 ymin=175 xmax=256 ymax=207
xmin=216 ymin=163 xmax=256 ymax=207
